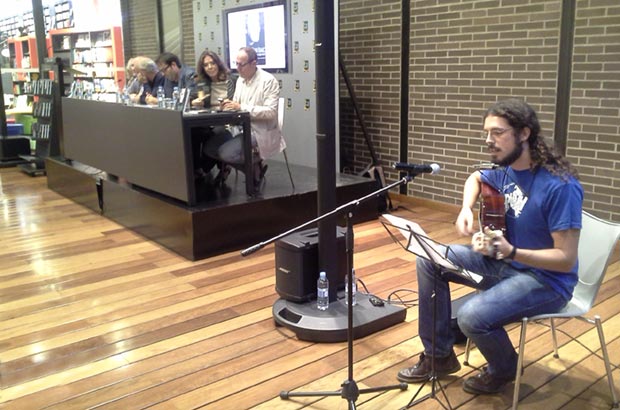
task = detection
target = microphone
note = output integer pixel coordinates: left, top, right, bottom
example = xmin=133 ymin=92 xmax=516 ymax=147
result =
xmin=473 ymin=162 xmax=501 ymax=170
xmin=392 ymin=162 xmax=440 ymax=175
xmin=241 ymin=243 xmax=263 ymax=257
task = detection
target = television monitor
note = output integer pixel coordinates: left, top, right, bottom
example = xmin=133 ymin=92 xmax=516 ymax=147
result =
xmin=223 ymin=0 xmax=290 ymax=73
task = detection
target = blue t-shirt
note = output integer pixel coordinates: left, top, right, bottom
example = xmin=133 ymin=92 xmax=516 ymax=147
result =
xmin=481 ymin=167 xmax=584 ymax=300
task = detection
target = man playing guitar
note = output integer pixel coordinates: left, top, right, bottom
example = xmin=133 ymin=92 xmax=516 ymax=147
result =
xmin=397 ymin=99 xmax=583 ymax=395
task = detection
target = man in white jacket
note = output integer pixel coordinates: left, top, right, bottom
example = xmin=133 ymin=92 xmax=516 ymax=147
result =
xmin=205 ymin=47 xmax=285 ymax=187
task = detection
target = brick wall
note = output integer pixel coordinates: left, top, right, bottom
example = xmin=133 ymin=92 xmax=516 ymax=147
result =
xmin=180 ymin=0 xmax=195 ymax=64
xmin=569 ymin=0 xmax=620 ymax=220
xmin=339 ymin=0 xmax=403 ymax=175
xmin=121 ymin=0 xmax=160 ymax=60
xmin=121 ymin=0 xmax=193 ymax=65
xmin=340 ymin=0 xmax=620 ymax=221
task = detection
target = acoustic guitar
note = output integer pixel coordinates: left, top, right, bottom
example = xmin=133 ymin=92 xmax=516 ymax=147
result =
xmin=473 ymin=182 xmax=507 ymax=259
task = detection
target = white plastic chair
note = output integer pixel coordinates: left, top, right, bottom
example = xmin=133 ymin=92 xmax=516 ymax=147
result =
xmin=278 ymin=97 xmax=295 ymax=190
xmin=230 ymin=97 xmax=294 ymax=190
xmin=463 ymin=211 xmax=620 ymax=409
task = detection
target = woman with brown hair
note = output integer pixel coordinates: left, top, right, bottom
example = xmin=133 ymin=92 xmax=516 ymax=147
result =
xmin=191 ymin=50 xmax=235 ymax=108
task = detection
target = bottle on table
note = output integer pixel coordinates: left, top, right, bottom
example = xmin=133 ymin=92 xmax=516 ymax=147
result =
xmin=157 ymin=86 xmax=165 ymax=108
xmin=172 ymin=86 xmax=180 ymax=109
xmin=123 ymin=87 xmax=131 ymax=105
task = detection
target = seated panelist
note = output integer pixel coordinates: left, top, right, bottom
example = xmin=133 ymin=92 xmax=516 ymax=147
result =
xmin=189 ymin=51 xmax=236 ymax=184
xmin=125 ymin=57 xmax=142 ymax=96
xmin=133 ymin=57 xmax=165 ymax=106
xmin=203 ymin=47 xmax=285 ymax=188
xmin=191 ymin=50 xmax=236 ymax=109
xmin=156 ymin=52 xmax=197 ymax=102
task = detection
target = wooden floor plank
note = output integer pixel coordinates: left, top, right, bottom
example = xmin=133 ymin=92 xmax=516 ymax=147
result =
xmin=1 ymin=167 xmax=619 ymax=410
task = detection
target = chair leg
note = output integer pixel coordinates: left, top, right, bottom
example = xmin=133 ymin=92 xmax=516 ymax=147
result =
xmin=594 ymin=315 xmax=620 ymax=408
xmin=463 ymin=338 xmax=472 ymax=366
xmin=282 ymin=149 xmax=295 ymax=190
xmin=549 ymin=318 xmax=560 ymax=358
xmin=513 ymin=318 xmax=529 ymax=410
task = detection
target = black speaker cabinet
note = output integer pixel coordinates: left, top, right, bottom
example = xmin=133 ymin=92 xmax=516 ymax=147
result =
xmin=275 ymin=227 xmax=347 ymax=302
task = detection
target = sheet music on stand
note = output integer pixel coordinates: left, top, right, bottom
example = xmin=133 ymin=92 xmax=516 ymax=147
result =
xmin=381 ymin=214 xmax=483 ymax=285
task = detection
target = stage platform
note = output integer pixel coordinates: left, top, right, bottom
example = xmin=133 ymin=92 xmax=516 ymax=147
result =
xmin=46 ymin=157 xmax=379 ymax=260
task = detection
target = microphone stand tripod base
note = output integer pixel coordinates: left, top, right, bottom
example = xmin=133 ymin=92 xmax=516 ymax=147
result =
xmin=273 ymin=293 xmax=406 ymax=343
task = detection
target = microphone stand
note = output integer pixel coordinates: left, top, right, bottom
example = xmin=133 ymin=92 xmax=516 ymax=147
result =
xmin=242 ymin=172 xmax=424 ymax=409
xmin=380 ymin=216 xmax=455 ymax=410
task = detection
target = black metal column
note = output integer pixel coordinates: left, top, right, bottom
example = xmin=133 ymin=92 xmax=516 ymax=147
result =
xmin=399 ymin=0 xmax=411 ymax=194
xmin=0 ymin=66 xmax=7 ymax=136
xmin=554 ymin=0 xmax=576 ymax=155
xmin=315 ymin=0 xmax=338 ymax=299
xmin=32 ymin=0 xmax=48 ymax=79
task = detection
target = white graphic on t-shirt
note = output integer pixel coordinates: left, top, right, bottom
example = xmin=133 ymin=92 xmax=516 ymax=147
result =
xmin=505 ymin=183 xmax=528 ymax=218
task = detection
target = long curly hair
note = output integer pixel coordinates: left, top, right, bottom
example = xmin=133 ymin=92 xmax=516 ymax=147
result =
xmin=484 ymin=98 xmax=579 ymax=179
xmin=195 ymin=50 xmax=230 ymax=84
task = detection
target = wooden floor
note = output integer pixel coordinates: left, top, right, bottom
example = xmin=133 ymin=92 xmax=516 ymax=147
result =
xmin=1 ymin=166 xmax=619 ymax=410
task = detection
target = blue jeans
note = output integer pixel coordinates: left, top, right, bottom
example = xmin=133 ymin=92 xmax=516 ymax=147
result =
xmin=417 ymin=244 xmax=568 ymax=378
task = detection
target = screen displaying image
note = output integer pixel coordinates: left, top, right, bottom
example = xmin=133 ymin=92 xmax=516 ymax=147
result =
xmin=224 ymin=1 xmax=289 ymax=72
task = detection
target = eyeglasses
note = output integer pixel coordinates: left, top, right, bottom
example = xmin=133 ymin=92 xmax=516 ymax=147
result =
xmin=203 ymin=62 xmax=216 ymax=68
xmin=234 ymin=60 xmax=254 ymax=68
xmin=481 ymin=127 xmax=513 ymax=139
xmin=159 ymin=64 xmax=171 ymax=73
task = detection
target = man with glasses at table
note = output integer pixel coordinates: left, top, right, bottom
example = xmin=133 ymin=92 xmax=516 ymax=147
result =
xmin=397 ymin=99 xmax=583 ymax=396
xmin=204 ymin=46 xmax=285 ymax=188
xmin=156 ymin=52 xmax=197 ymax=102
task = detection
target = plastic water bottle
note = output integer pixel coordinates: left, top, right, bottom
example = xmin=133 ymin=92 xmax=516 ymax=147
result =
xmin=345 ymin=270 xmax=357 ymax=306
xmin=123 ymin=87 xmax=131 ymax=105
xmin=157 ymin=86 xmax=165 ymax=108
xmin=115 ymin=85 xmax=122 ymax=103
xmin=75 ymin=80 xmax=83 ymax=99
xmin=172 ymin=86 xmax=179 ymax=109
xmin=317 ymin=271 xmax=329 ymax=311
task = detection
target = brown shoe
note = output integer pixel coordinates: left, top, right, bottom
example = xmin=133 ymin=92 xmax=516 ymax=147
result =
xmin=462 ymin=367 xmax=514 ymax=395
xmin=397 ymin=351 xmax=461 ymax=383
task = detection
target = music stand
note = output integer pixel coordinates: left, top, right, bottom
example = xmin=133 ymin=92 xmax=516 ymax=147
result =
xmin=380 ymin=214 xmax=482 ymax=410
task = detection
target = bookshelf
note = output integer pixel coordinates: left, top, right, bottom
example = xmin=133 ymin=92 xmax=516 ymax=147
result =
xmin=7 ymin=36 xmax=39 ymax=81
xmin=18 ymin=79 xmax=59 ymax=176
xmin=49 ymin=26 xmax=125 ymax=93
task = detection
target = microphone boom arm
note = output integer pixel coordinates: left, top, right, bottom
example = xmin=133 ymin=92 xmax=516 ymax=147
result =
xmin=240 ymin=176 xmax=413 ymax=256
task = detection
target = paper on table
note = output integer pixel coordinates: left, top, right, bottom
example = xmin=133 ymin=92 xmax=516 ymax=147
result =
xmin=381 ymin=213 xmax=483 ymax=284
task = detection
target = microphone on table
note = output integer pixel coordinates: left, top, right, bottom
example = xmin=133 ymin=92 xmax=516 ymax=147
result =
xmin=392 ymin=162 xmax=441 ymax=175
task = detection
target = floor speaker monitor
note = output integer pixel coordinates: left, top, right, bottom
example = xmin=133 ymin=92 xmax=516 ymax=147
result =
xmin=274 ymin=227 xmax=347 ymax=302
